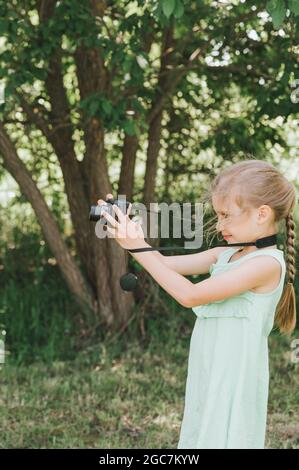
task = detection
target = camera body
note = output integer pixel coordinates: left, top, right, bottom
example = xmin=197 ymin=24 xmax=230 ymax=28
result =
xmin=89 ymin=198 xmax=131 ymax=223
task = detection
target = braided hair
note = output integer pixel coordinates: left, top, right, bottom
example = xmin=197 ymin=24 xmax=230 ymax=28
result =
xmin=274 ymin=212 xmax=297 ymax=335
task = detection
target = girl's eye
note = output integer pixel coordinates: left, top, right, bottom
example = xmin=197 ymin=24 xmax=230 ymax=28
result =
xmin=217 ymin=213 xmax=229 ymax=221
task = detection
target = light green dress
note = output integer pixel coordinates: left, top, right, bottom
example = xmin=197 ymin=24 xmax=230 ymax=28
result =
xmin=177 ymin=247 xmax=286 ymax=449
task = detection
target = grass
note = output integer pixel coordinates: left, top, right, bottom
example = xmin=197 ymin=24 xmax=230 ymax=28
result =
xmin=0 ymin=303 xmax=298 ymax=449
xmin=266 ymin=333 xmax=299 ymax=449
xmin=0 ymin=231 xmax=298 ymax=449
xmin=0 ymin=234 xmax=83 ymax=365
xmin=0 ymin=298 xmax=192 ymax=449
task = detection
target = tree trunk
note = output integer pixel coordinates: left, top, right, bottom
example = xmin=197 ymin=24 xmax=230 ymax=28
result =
xmin=74 ymin=43 xmax=134 ymax=330
xmin=144 ymin=111 xmax=163 ymax=209
xmin=118 ymin=133 xmax=139 ymax=202
xmin=0 ymin=122 xmax=95 ymax=314
xmin=38 ymin=1 xmax=97 ymax=293
xmin=38 ymin=2 xmax=134 ymax=330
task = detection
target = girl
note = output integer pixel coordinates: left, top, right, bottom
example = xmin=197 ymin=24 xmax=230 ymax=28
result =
xmin=98 ymin=159 xmax=297 ymax=449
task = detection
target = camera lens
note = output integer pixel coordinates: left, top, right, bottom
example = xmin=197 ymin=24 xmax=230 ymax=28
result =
xmin=89 ymin=205 xmax=102 ymax=221
xmin=89 ymin=199 xmax=131 ymax=222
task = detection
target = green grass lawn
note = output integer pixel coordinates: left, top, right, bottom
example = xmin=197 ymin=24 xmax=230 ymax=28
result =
xmin=0 ymin=306 xmax=298 ymax=449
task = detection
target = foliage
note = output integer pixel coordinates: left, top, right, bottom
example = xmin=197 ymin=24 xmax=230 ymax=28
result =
xmin=0 ymin=0 xmax=298 ymax=361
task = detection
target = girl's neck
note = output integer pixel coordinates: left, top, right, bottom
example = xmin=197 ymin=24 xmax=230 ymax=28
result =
xmin=238 ymin=237 xmax=277 ymax=254
xmin=238 ymin=244 xmax=277 ymax=254
xmin=230 ymin=230 xmax=278 ymax=254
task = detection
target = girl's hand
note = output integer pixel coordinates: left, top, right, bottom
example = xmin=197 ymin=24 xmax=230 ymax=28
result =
xmin=97 ymin=194 xmax=145 ymax=250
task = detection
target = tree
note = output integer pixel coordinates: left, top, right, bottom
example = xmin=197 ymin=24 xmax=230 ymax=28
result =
xmin=0 ymin=0 xmax=298 ymax=331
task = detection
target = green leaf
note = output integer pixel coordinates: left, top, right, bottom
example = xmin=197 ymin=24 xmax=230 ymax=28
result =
xmin=101 ymin=99 xmax=113 ymax=116
xmin=267 ymin=0 xmax=287 ymax=28
xmin=288 ymin=0 xmax=299 ymax=15
xmin=123 ymin=119 xmax=136 ymax=136
xmin=174 ymin=0 xmax=184 ymax=19
xmin=0 ymin=19 xmax=7 ymax=34
xmin=88 ymin=100 xmax=100 ymax=116
xmin=161 ymin=0 xmax=176 ymax=18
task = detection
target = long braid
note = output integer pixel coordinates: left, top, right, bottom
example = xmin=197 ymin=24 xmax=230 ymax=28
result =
xmin=274 ymin=212 xmax=297 ymax=335
xmin=286 ymin=213 xmax=296 ymax=284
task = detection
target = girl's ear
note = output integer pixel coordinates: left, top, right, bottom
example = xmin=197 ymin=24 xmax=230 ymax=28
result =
xmin=257 ymin=205 xmax=272 ymax=223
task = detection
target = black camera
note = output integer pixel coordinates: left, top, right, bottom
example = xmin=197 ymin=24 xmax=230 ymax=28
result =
xmin=89 ymin=198 xmax=131 ymax=223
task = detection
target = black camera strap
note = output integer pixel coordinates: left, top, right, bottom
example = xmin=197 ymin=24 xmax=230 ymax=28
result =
xmin=128 ymin=233 xmax=278 ymax=253
xmin=119 ymin=233 xmax=278 ymax=291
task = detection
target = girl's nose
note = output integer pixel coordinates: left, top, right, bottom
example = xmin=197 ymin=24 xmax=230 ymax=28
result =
xmin=216 ymin=219 xmax=224 ymax=231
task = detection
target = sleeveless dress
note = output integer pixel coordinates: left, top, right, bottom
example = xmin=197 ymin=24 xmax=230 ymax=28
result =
xmin=177 ymin=247 xmax=286 ymax=449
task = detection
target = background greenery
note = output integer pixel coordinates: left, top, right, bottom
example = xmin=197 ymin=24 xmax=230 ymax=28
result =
xmin=0 ymin=0 xmax=298 ymax=449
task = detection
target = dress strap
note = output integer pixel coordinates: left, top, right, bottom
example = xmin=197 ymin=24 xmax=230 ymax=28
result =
xmin=222 ymin=247 xmax=239 ymax=264
xmin=225 ymin=247 xmax=284 ymax=264
xmin=226 ymin=248 xmax=286 ymax=286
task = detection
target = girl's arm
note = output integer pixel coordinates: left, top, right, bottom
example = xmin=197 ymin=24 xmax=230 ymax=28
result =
xmin=129 ymin=243 xmax=281 ymax=308
xmin=148 ymin=246 xmax=228 ymax=276
xmin=102 ymin=201 xmax=278 ymax=307
xmin=186 ymin=255 xmax=282 ymax=307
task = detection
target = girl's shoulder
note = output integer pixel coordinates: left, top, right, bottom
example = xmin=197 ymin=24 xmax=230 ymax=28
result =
xmin=213 ymin=246 xmax=232 ymax=261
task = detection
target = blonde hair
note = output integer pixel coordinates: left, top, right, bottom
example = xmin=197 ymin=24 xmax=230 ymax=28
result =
xmin=208 ymin=158 xmax=297 ymax=336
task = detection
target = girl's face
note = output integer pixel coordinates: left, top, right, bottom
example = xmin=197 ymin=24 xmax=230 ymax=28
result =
xmin=212 ymin=194 xmax=276 ymax=243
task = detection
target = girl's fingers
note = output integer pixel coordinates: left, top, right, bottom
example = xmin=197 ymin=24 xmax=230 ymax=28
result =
xmin=102 ymin=210 xmax=119 ymax=228
xmin=112 ymin=204 xmax=126 ymax=222
xmin=97 ymin=193 xmax=114 ymax=205
xmin=127 ymin=202 xmax=132 ymax=216
xmin=106 ymin=226 xmax=116 ymax=237
xmin=97 ymin=199 xmax=106 ymax=219
xmin=112 ymin=202 xmax=132 ymax=221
